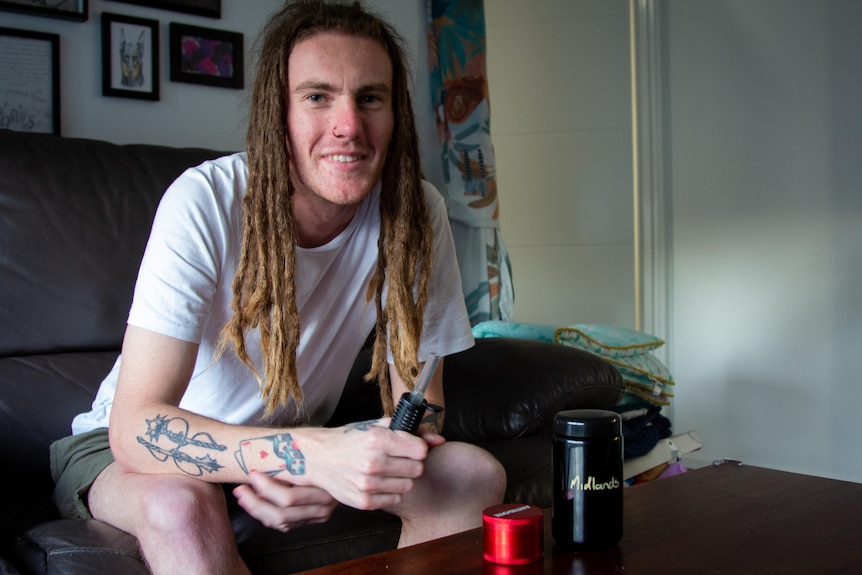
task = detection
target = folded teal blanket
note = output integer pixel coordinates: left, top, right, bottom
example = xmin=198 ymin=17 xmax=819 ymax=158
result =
xmin=471 ymin=320 xmax=558 ymax=342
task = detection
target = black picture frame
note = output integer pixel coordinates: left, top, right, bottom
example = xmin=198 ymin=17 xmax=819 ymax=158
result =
xmin=101 ymin=12 xmax=159 ymax=101
xmin=0 ymin=26 xmax=61 ymax=135
xmin=106 ymin=0 xmax=219 ymax=19
xmin=170 ymin=22 xmax=243 ymax=90
xmin=0 ymin=0 xmax=87 ymax=22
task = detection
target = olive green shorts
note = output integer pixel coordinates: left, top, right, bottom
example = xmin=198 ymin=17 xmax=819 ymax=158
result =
xmin=49 ymin=428 xmax=115 ymax=520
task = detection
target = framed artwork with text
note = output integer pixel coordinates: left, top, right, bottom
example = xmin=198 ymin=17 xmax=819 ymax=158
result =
xmin=0 ymin=27 xmax=61 ymax=135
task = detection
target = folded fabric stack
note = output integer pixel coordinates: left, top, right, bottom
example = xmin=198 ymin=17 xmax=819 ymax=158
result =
xmin=619 ymin=405 xmax=672 ymax=459
xmin=554 ymin=324 xmax=674 ymax=408
xmin=472 ymin=321 xmax=695 ymax=483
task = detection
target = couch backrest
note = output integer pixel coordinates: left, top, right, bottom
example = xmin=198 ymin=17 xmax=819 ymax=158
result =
xmin=0 ymin=130 xmax=228 ymax=357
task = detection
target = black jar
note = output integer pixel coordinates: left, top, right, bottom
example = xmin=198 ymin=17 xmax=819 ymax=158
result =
xmin=552 ymin=409 xmax=623 ymax=548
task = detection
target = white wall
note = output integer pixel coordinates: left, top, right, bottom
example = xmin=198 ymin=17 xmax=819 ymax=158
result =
xmin=483 ymin=0 xmax=862 ymax=484
xmin=2 ymin=0 xmax=265 ymax=149
xmin=0 ymin=0 xmax=438 ymax=159
xmin=485 ymin=0 xmax=635 ymax=327
xmin=663 ymin=0 xmax=862 ymax=482
xmin=3 ymin=0 xmax=636 ymax=328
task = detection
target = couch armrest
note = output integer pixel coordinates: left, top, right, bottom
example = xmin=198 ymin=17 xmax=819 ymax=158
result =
xmin=441 ymin=337 xmax=624 ymax=442
xmin=328 ymin=337 xmax=624 ymax=443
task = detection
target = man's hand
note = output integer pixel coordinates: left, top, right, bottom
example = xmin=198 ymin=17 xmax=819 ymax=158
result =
xmin=234 ymin=417 xmax=443 ymax=524
xmin=233 ymin=474 xmax=337 ymax=532
xmin=418 ymin=428 xmax=446 ymax=449
xmin=291 ymin=419 xmax=431 ymax=511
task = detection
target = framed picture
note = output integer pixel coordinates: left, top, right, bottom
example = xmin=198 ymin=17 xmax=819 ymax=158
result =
xmin=106 ymin=0 xmax=219 ymax=19
xmin=170 ymin=23 xmax=243 ymax=89
xmin=101 ymin=12 xmax=159 ymax=101
xmin=0 ymin=0 xmax=87 ymax=22
xmin=0 ymin=27 xmax=60 ymax=135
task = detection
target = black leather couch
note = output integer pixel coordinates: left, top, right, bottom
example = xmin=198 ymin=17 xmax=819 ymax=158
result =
xmin=0 ymin=129 xmax=623 ymax=575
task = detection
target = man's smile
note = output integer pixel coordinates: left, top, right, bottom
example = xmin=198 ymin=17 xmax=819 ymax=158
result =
xmin=326 ymin=154 xmax=363 ymax=163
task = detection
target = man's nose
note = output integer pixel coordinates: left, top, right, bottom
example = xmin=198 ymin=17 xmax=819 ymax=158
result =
xmin=332 ymin=100 xmax=361 ymax=138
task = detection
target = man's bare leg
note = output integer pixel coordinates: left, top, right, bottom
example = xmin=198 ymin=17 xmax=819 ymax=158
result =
xmin=88 ymin=463 xmax=251 ymax=575
xmin=389 ymin=441 xmax=506 ymax=547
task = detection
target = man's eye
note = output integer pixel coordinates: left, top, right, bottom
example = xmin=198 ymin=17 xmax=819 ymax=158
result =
xmin=308 ymin=94 xmax=324 ymax=103
xmin=360 ymin=95 xmax=382 ymax=105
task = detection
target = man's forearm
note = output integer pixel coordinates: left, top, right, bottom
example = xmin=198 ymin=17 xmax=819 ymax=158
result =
xmin=110 ymin=406 xmax=311 ymax=484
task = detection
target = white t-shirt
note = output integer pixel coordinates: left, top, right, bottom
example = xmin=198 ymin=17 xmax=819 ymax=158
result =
xmin=72 ymin=152 xmax=473 ymax=434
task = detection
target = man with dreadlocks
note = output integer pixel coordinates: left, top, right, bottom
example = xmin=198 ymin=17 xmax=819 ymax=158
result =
xmin=49 ymin=1 xmax=506 ymax=573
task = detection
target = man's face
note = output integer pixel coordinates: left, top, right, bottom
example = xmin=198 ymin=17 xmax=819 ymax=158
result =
xmin=286 ymin=32 xmax=394 ymax=208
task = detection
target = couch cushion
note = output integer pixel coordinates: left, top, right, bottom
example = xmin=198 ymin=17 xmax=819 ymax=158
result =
xmin=0 ymin=352 xmax=117 ymax=484
xmin=8 ymin=519 xmax=147 ymax=575
xmin=9 ymin=507 xmax=400 ymax=575
xmin=234 ymin=505 xmax=400 ymax=573
xmin=0 ymin=130 xmax=227 ymax=356
xmin=0 ymin=352 xmax=117 ymax=550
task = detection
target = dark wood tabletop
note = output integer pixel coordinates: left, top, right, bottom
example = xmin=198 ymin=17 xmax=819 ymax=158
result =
xmin=297 ymin=463 xmax=862 ymax=574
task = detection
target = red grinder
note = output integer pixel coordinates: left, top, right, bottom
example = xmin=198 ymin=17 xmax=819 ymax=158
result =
xmin=482 ymin=503 xmax=544 ymax=565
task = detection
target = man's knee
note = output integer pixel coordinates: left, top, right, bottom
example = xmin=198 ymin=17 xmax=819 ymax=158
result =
xmin=431 ymin=442 xmax=506 ymax=497
xmin=91 ymin=465 xmax=229 ymax=535
xmin=458 ymin=443 xmax=506 ymax=498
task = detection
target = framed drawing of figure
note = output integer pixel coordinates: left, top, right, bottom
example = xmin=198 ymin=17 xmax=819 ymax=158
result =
xmin=101 ymin=12 xmax=159 ymax=101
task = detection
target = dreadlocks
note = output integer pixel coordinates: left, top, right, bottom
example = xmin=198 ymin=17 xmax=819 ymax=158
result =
xmin=218 ymin=0 xmax=432 ymax=417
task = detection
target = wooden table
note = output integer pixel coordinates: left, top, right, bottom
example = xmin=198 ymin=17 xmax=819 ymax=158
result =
xmin=297 ymin=463 xmax=862 ymax=574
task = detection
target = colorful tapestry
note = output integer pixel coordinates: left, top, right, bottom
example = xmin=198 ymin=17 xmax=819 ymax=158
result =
xmin=427 ymin=0 xmax=514 ymax=325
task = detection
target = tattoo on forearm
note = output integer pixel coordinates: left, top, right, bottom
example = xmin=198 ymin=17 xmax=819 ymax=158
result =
xmin=421 ymin=411 xmax=442 ymax=434
xmin=235 ymin=434 xmax=306 ymax=476
xmin=343 ymin=419 xmax=380 ymax=433
xmin=137 ymin=415 xmax=226 ymax=476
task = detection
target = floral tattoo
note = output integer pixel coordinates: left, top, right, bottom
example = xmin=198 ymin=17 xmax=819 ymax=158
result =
xmin=137 ymin=415 xmax=226 ymax=476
